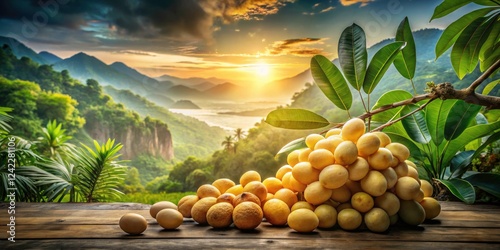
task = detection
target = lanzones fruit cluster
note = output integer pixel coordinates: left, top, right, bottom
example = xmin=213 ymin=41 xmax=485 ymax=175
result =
xmin=119 ymin=118 xmax=441 ymax=234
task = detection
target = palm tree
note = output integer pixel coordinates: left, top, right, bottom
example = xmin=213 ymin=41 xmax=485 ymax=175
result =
xmin=234 ymin=128 xmax=246 ymax=141
xmin=221 ymin=135 xmax=235 ymax=152
xmin=38 ymin=120 xmax=75 ymax=159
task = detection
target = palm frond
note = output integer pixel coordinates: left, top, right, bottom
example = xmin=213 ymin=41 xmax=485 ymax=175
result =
xmin=0 ymin=107 xmax=13 ymax=134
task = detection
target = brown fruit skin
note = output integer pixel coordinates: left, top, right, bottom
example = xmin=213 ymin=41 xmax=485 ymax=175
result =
xmin=233 ymin=202 xmax=263 ymax=230
xmin=206 ymin=202 xmax=234 ymax=228
xmin=233 ymin=192 xmax=261 ymax=207
xmin=150 ymin=201 xmax=178 ymax=219
xmin=216 ymin=193 xmax=236 ymax=205
xmin=191 ymin=197 xmax=217 ymax=225
xmin=119 ymin=213 xmax=148 ymax=235
xmin=178 ymin=195 xmax=199 ymax=218
xmin=197 ymin=184 xmax=221 ymax=199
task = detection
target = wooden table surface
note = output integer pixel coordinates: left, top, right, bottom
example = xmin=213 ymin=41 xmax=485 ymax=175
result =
xmin=1 ymin=201 xmax=499 ymax=249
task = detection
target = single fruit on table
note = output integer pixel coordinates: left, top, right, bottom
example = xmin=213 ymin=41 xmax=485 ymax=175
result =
xmin=364 ymin=208 xmax=390 ymax=233
xmin=289 ymin=175 xmax=307 ymax=192
xmin=314 ymin=138 xmax=341 ymax=154
xmin=325 ymin=128 xmax=342 ymax=138
xmin=191 ymin=197 xmax=217 ymax=225
xmin=263 ymin=198 xmax=290 ymax=226
xmin=263 ymin=177 xmax=283 ymax=194
xmin=420 ymin=197 xmax=441 ymax=220
xmin=357 ymin=133 xmax=381 ymax=157
xmin=395 ymin=176 xmax=421 ymax=201
xmin=347 ymin=157 xmax=369 ymax=181
xmin=292 ymin=161 xmax=320 ymax=185
xmin=309 ymin=149 xmax=335 ymax=170
xmin=233 ymin=201 xmax=263 ymax=230
xmin=304 ymin=181 xmax=334 ymax=205
xmin=243 ymin=181 xmax=268 ymax=202
xmin=206 ymin=202 xmax=234 ymax=228
xmin=337 ymin=208 xmax=362 ymax=231
xmin=119 ymin=213 xmax=148 ymax=235
xmin=197 ymin=184 xmax=221 ymax=199
xmin=150 ymin=201 xmax=177 ymax=219
xmin=420 ymin=179 xmax=434 ymax=197
xmin=341 ymin=118 xmax=366 ymax=142
xmin=360 ymin=170 xmax=388 ymax=197
xmin=398 ymin=200 xmax=426 ymax=226
xmin=225 ymin=184 xmax=244 ymax=196
xmin=287 ymin=150 xmax=300 ymax=167
xmin=274 ymin=188 xmax=298 ymax=208
xmin=330 ymin=185 xmax=352 ymax=203
xmin=276 ymin=165 xmax=293 ymax=180
xmin=385 ymin=142 xmax=410 ymax=163
xmin=156 ymin=208 xmax=183 ymax=230
xmin=291 ymin=201 xmax=315 ymax=212
xmin=381 ymin=167 xmax=398 ymax=189
xmin=305 ymin=133 xmax=325 ymax=149
xmin=216 ymin=193 xmax=235 ymax=204
xmin=212 ymin=178 xmax=235 ymax=194
xmin=298 ymin=148 xmax=312 ymax=162
xmin=287 ymin=208 xmax=319 ymax=233
xmin=351 ymin=192 xmax=374 ymax=213
xmin=334 ymin=141 xmax=359 ymax=166
xmin=319 ymin=164 xmax=348 ymax=189
xmin=373 ymin=131 xmax=391 ymax=147
xmin=240 ymin=170 xmax=261 ymax=187
xmin=314 ymin=204 xmax=337 ymax=229
xmin=374 ymin=192 xmax=400 ymax=216
xmin=367 ymin=148 xmax=393 ymax=170
xmin=178 ymin=195 xmax=199 ymax=218
xmin=233 ymin=192 xmax=261 ymax=207
xmin=393 ymin=161 xmax=409 ymax=178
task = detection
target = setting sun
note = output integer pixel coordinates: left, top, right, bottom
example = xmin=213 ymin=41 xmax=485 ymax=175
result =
xmin=255 ymin=62 xmax=271 ymax=77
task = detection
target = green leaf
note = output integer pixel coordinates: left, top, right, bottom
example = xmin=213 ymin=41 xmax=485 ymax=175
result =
xmin=444 ymin=100 xmax=482 ymax=140
xmin=311 ymin=55 xmax=352 ymax=110
xmin=265 ymin=108 xmax=330 ymax=129
xmin=371 ymin=90 xmax=413 ymax=135
xmin=472 ymin=0 xmax=500 ymax=6
xmin=437 ymin=178 xmax=476 ymax=204
xmin=479 ymin=14 xmax=500 ymax=61
xmin=385 ymin=132 xmax=424 ymax=160
xmin=339 ymin=23 xmax=367 ymax=90
xmin=483 ymin=79 xmax=500 ymax=95
xmin=480 ymin=43 xmax=500 ymax=71
xmin=450 ymin=150 xmax=474 ymax=178
xmin=363 ymin=42 xmax=406 ymax=94
xmin=465 ymin=172 xmax=500 ymax=198
xmin=435 ymin=8 xmax=497 ymax=59
xmin=393 ymin=17 xmax=416 ymax=79
xmin=431 ymin=0 xmax=474 ymax=21
xmin=277 ymin=137 xmax=306 ymax=156
xmin=401 ymin=105 xmax=431 ymax=144
xmin=426 ymin=99 xmax=457 ymax=146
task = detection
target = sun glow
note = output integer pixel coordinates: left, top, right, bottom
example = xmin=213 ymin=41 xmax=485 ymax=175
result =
xmin=255 ymin=62 xmax=271 ymax=77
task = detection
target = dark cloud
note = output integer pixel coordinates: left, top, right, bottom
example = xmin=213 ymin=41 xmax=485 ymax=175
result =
xmin=267 ymin=38 xmax=327 ymax=56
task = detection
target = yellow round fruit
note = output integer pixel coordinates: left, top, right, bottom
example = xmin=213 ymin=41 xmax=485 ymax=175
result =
xmin=287 ymin=150 xmax=300 ymax=167
xmin=276 ymin=165 xmax=293 ymax=180
xmin=274 ymin=188 xmax=298 ymax=208
xmin=287 ymin=208 xmax=319 ymax=233
xmin=364 ymin=208 xmax=390 ymax=233
xmin=345 ymin=179 xmax=363 ymax=194
xmin=263 ymin=198 xmax=290 ymax=226
xmin=206 ymin=202 xmax=234 ymax=228
xmin=281 ymin=172 xmax=293 ymax=190
xmin=291 ymin=201 xmax=315 ymax=212
xmin=225 ymin=184 xmax=243 ymax=196
xmin=212 ymin=178 xmax=235 ymax=194
xmin=334 ymin=141 xmax=359 ymax=166
xmin=367 ymin=148 xmax=393 ymax=170
xmin=373 ymin=131 xmax=391 ymax=147
xmin=374 ymin=192 xmax=400 ymax=216
xmin=119 ymin=213 xmax=148 ymax=235
xmin=398 ymin=200 xmax=426 ymax=226
xmin=337 ymin=208 xmax=362 ymax=231
xmin=314 ymin=204 xmax=337 ymax=229
xmin=305 ymin=134 xmax=325 ymax=149
xmin=341 ymin=118 xmax=366 ymax=142
xmin=292 ymin=161 xmax=320 ymax=185
xmin=298 ymin=148 xmax=312 ymax=162
xmin=262 ymin=193 xmax=274 ymax=207
xmin=216 ymin=193 xmax=236 ymax=205
xmin=191 ymin=197 xmax=217 ymax=225
xmin=197 ymin=184 xmax=221 ymax=199
xmin=381 ymin=167 xmax=398 ymax=189
xmin=243 ymin=181 xmax=268 ymax=202
xmin=420 ymin=197 xmax=441 ymax=220
xmin=351 ymin=192 xmax=374 ymax=213
xmin=304 ymin=181 xmax=334 ymax=205
xmin=360 ymin=170 xmax=388 ymax=197
xmin=421 ymin=179 xmax=434 ymax=197
xmin=289 ymin=175 xmax=307 ymax=192
xmin=309 ymin=149 xmax=335 ymax=170
xmin=356 ymin=133 xmax=381 ymax=157
xmin=263 ymin=177 xmax=283 ymax=194
xmin=233 ymin=192 xmax=261 ymax=207
xmin=325 ymin=128 xmax=342 ymax=138
xmin=393 ymin=161 xmax=409 ymax=178
xmin=395 ymin=176 xmax=421 ymax=201
xmin=150 ymin=201 xmax=178 ymax=219
xmin=336 ymin=203 xmax=353 ymax=212
xmin=314 ymin=138 xmax=342 ymax=154
xmin=156 ymin=208 xmax=184 ymax=230
xmin=233 ymin=201 xmax=263 ymax=230
xmin=414 ymin=189 xmax=425 ymax=202
xmin=385 ymin=142 xmax=410 ymax=163
xmin=347 ymin=157 xmax=369 ymax=181
xmin=406 ymin=165 xmax=421 ymax=184
xmin=177 ymin=195 xmax=199 ymax=218
xmin=319 ymin=164 xmax=348 ymax=189
xmin=240 ymin=170 xmax=261 ymax=187
xmin=330 ymin=185 xmax=352 ymax=203
xmin=406 ymin=160 xmax=417 ymax=169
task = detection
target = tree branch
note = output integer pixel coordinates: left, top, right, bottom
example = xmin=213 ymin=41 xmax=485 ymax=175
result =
xmin=467 ymin=59 xmax=500 ymax=94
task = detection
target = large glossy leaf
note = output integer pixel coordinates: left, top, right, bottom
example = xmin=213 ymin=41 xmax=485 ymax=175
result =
xmin=435 ymin=8 xmax=496 ymax=59
xmin=311 ymin=55 xmax=352 ymax=110
xmin=385 ymin=132 xmax=424 ymax=160
xmin=371 ymin=90 xmax=413 ymax=135
xmin=444 ymin=100 xmax=482 ymax=140
xmin=482 ymin=79 xmax=499 ymax=95
xmin=479 ymin=14 xmax=500 ymax=61
xmin=401 ymin=105 xmax=431 ymax=144
xmin=453 ymin=130 xmax=500 ymax=178
xmin=437 ymin=178 xmax=476 ymax=204
xmin=480 ymin=43 xmax=500 ymax=71
xmin=276 ymin=137 xmax=306 ymax=156
xmin=465 ymin=172 xmax=500 ymax=198
xmin=339 ymin=24 xmax=367 ymax=90
xmin=363 ymin=42 xmax=405 ymax=94
xmin=393 ymin=17 xmax=416 ymax=79
xmin=431 ymin=0 xmax=474 ymax=21
xmin=426 ymin=99 xmax=457 ymax=146
xmin=265 ymin=108 xmax=330 ymax=129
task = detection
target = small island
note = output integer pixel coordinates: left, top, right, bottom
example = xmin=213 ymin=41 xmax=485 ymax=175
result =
xmin=170 ymin=100 xmax=201 ymax=109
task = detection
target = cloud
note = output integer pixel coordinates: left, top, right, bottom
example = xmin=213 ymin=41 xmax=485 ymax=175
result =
xmin=266 ymin=38 xmax=327 ymax=56
xmin=113 ymin=50 xmax=157 ymax=56
xmin=313 ymin=3 xmax=321 ymax=8
xmin=320 ymin=7 xmax=335 ymax=13
xmin=339 ymin=0 xmax=375 ymax=7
